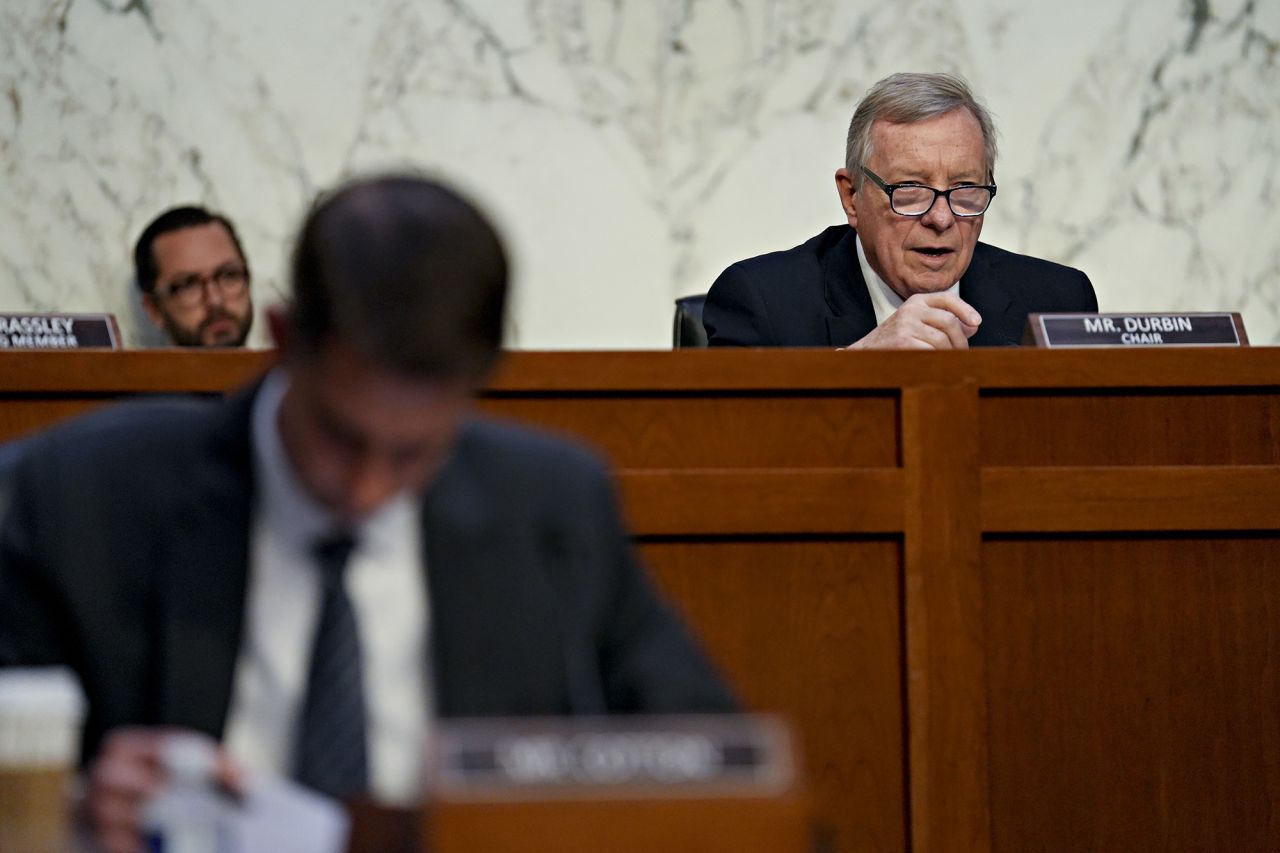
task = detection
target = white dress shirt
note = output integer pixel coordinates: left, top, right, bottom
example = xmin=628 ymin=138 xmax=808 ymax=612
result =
xmin=222 ymin=370 xmax=432 ymax=804
xmin=855 ymin=233 xmax=960 ymax=326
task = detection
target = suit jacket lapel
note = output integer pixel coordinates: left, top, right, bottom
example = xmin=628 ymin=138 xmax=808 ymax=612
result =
xmin=156 ymin=388 xmax=256 ymax=738
xmin=961 ymin=245 xmax=1021 ymax=346
xmin=823 ymin=227 xmax=878 ymax=347
xmin=823 ymin=232 xmax=1023 ymax=347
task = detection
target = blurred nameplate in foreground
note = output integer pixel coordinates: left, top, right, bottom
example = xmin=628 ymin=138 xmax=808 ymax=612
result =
xmin=427 ymin=716 xmax=809 ymax=853
xmin=433 ymin=714 xmax=792 ymax=797
xmin=1024 ymin=312 xmax=1247 ymax=348
xmin=0 ymin=314 xmax=120 ymax=350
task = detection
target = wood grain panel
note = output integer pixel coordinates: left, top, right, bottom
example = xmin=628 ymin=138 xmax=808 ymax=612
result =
xmin=0 ymin=348 xmax=1274 ymax=397
xmin=902 ymin=384 xmax=989 ymax=853
xmin=2 ymin=348 xmax=1278 ymax=853
xmin=0 ymin=350 xmax=272 ymax=442
xmin=984 ymin=536 xmax=1280 ymax=852
xmin=0 ymin=350 xmax=272 ymax=392
xmin=485 ymin=349 xmax=1280 ymax=392
xmin=616 ymin=469 xmax=903 ymax=536
xmin=643 ymin=540 xmax=906 ymax=853
xmin=478 ymin=395 xmax=898 ymax=469
xmin=429 ymin=793 xmax=811 ymax=853
xmin=981 ymin=391 xmax=1280 ymax=466
xmin=982 ymin=466 xmax=1280 ymax=531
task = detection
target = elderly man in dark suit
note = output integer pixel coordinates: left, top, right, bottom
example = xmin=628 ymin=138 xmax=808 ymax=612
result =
xmin=704 ymin=72 xmax=1097 ymax=349
xmin=0 ymin=175 xmax=734 ymax=852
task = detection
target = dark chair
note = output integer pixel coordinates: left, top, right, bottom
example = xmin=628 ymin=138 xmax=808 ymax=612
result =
xmin=673 ymin=294 xmax=709 ymax=348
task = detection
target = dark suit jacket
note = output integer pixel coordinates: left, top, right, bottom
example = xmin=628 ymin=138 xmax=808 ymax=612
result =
xmin=0 ymin=387 xmax=735 ymax=763
xmin=704 ymin=225 xmax=1098 ymax=347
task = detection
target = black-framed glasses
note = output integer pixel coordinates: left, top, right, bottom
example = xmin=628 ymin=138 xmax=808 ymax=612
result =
xmin=860 ymin=166 xmax=996 ymax=217
xmin=156 ymin=264 xmax=250 ymax=309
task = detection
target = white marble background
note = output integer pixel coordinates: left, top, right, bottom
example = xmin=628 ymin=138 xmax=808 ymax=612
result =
xmin=1 ymin=0 xmax=1277 ymax=348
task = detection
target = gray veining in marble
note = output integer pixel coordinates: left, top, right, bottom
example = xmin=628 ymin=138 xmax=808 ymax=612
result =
xmin=0 ymin=0 xmax=1276 ymax=347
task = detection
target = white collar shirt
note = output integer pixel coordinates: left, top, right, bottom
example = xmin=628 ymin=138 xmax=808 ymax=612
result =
xmin=223 ymin=369 xmax=431 ymax=804
xmin=855 ymin=232 xmax=960 ymax=326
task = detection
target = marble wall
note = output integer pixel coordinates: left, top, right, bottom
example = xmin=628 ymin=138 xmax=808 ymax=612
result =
xmin=1 ymin=0 xmax=1277 ymax=348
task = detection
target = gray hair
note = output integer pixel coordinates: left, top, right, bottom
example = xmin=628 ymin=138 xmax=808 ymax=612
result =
xmin=845 ymin=72 xmax=998 ymax=186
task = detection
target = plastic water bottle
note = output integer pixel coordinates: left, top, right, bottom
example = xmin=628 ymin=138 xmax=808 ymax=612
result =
xmin=141 ymin=734 xmax=229 ymax=853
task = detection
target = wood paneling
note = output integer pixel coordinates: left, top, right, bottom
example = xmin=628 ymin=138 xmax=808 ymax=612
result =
xmin=902 ymin=384 xmax=988 ymax=853
xmin=981 ymin=391 xmax=1280 ymax=466
xmin=484 ymin=349 xmax=1280 ymax=391
xmin=982 ymin=466 xmax=1280 ymax=531
xmin=644 ymin=540 xmax=905 ymax=853
xmin=616 ymin=469 xmax=903 ymax=535
xmin=0 ymin=350 xmax=273 ymax=392
xmin=0 ymin=350 xmax=272 ymax=442
xmin=429 ymin=793 xmax=812 ymax=853
xmin=479 ymin=395 xmax=898 ymax=469
xmin=984 ymin=536 xmax=1280 ymax=852
xmin=4 ymin=348 xmax=1279 ymax=853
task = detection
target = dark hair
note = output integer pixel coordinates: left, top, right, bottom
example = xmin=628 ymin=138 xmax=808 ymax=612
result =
xmin=133 ymin=206 xmax=248 ymax=293
xmin=290 ymin=175 xmax=508 ymax=380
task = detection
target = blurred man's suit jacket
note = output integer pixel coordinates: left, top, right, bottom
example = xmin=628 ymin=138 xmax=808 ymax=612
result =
xmin=0 ymin=386 xmax=735 ymax=762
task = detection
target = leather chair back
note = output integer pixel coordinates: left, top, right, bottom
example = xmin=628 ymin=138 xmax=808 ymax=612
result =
xmin=673 ymin=294 xmax=709 ymax=348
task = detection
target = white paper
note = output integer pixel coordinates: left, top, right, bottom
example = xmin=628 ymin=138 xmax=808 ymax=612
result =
xmin=225 ymin=775 xmax=349 ymax=853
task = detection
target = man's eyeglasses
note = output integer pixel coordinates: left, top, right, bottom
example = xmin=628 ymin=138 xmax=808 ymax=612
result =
xmin=156 ymin=264 xmax=250 ymax=309
xmin=859 ymin=166 xmax=996 ymax=217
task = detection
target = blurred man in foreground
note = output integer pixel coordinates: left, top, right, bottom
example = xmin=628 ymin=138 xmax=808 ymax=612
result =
xmin=1 ymin=175 xmax=734 ymax=851
xmin=704 ymin=72 xmax=1097 ymax=349
xmin=134 ymin=205 xmax=254 ymax=346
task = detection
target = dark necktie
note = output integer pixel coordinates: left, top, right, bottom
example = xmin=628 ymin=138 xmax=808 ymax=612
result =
xmin=293 ymin=533 xmax=370 ymax=800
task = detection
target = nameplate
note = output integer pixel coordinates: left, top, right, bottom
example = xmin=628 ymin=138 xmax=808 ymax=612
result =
xmin=432 ymin=715 xmax=793 ymax=798
xmin=1024 ymin=312 xmax=1247 ymax=348
xmin=0 ymin=314 xmax=121 ymax=350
